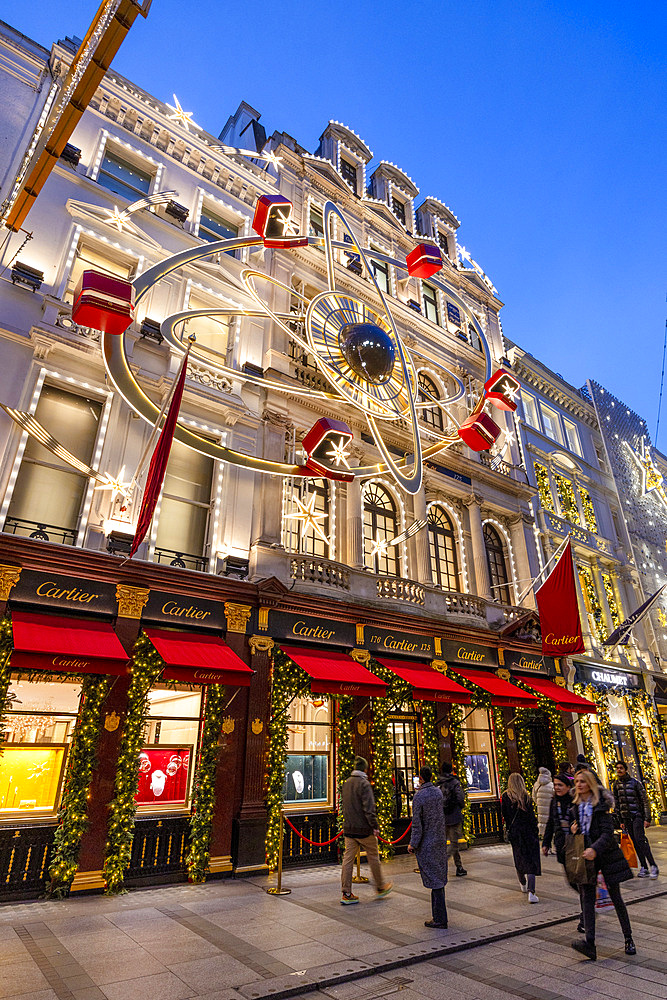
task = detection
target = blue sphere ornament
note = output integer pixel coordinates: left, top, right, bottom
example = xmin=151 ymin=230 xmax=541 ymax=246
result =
xmin=338 ymin=322 xmax=395 ymax=384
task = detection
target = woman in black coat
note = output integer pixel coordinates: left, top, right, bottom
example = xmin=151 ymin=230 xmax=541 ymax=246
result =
xmin=501 ymin=772 xmax=541 ymax=902
xmin=568 ymin=769 xmax=635 ymax=961
xmin=542 ymin=772 xmax=574 ymax=864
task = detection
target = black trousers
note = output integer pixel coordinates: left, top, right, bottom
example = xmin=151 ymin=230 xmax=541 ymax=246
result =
xmin=431 ymin=887 xmax=448 ymax=925
xmin=626 ymin=815 xmax=656 ymax=868
xmin=579 ymin=880 xmax=632 ymax=945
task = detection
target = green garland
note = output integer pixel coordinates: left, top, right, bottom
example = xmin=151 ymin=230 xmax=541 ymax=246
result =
xmin=512 ymin=676 xmax=567 ymax=765
xmin=335 ymin=695 xmax=355 ymax=847
xmin=0 ymin=616 xmax=14 ymax=749
xmin=492 ymin=708 xmax=510 ymax=793
xmin=102 ymin=633 xmax=163 ymax=894
xmin=370 ymin=695 xmax=394 ymax=859
xmin=421 ymin=702 xmax=440 ymax=774
xmin=46 ymin=675 xmax=111 ymax=897
xmin=514 ymin=708 xmax=538 ymax=789
xmin=186 ymin=682 xmax=225 ymax=883
xmin=449 ymin=703 xmax=472 ymax=843
xmin=575 ymin=684 xmax=616 ymax=785
xmin=626 ymin=692 xmax=662 ymax=823
xmin=574 ymin=683 xmax=598 ymax=766
xmin=265 ymin=648 xmax=311 ymax=869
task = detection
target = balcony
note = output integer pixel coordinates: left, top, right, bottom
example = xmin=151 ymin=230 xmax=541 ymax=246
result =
xmin=3 ymin=517 xmax=76 ymax=546
xmin=479 ymin=452 xmax=529 ymax=485
xmin=377 ymin=576 xmax=424 ymax=606
xmin=291 ymin=555 xmax=350 ymax=590
xmin=153 ymin=547 xmax=209 ymax=573
xmin=538 ymin=509 xmax=615 ymax=556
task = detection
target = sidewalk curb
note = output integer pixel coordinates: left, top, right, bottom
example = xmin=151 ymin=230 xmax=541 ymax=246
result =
xmin=237 ymin=886 xmax=667 ymax=1000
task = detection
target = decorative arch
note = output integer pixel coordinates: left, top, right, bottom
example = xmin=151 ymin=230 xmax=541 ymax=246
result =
xmin=426 ymin=498 xmax=468 ymax=592
xmin=417 ymin=371 xmax=444 ymax=432
xmin=482 ymin=518 xmax=517 ymax=605
xmin=362 ymin=478 xmax=407 ymax=577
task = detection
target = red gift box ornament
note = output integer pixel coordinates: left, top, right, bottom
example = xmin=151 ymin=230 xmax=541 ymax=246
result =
xmin=484 ymin=369 xmax=520 ymax=412
xmin=72 ymin=270 xmax=135 ymax=335
xmin=252 ymin=194 xmax=308 ymax=249
xmin=458 ymin=411 xmax=501 ymax=451
xmin=302 ymin=417 xmax=354 ymax=482
xmin=405 ymin=243 xmax=443 ymax=279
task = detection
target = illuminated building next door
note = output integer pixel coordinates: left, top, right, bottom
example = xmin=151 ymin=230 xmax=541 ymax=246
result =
xmin=388 ymin=714 xmax=419 ymax=818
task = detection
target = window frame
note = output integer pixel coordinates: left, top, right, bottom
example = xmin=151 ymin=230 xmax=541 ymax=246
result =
xmin=539 ymin=403 xmax=563 ymax=444
xmin=421 ymin=282 xmax=440 ymax=325
xmin=283 ymin=695 xmax=334 ymax=812
xmin=96 ymin=145 xmax=154 ymax=202
xmin=563 ymin=418 xmax=582 ymax=456
xmin=483 ymin=522 xmax=512 ymax=605
xmin=339 ymin=156 xmax=358 ymax=195
xmin=418 ymin=373 xmax=444 ymax=432
xmin=520 ymin=391 xmax=540 ymax=430
xmin=197 ymin=205 xmax=241 ymax=245
xmin=461 ymin=707 xmax=499 ymax=799
xmin=363 ymin=481 xmax=399 ymax=576
xmin=428 ymin=504 xmax=460 ymax=591
xmin=137 ymin=684 xmax=203 ymax=815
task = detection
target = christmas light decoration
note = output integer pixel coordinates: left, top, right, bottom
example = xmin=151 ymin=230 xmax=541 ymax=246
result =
xmin=0 ymin=617 xmax=15 ymax=740
xmin=554 ymin=474 xmax=579 ymax=525
xmin=421 ymin=702 xmax=440 ymax=775
xmin=186 ymin=682 xmax=225 ymax=883
xmin=579 ymin=566 xmax=607 ymax=644
xmin=492 ymin=708 xmax=510 ymax=793
xmin=166 ymin=94 xmax=198 ymax=132
xmin=370 ymin=695 xmax=394 ymax=860
xmin=102 ymin=633 xmax=163 ymax=894
xmin=448 ymin=703 xmax=473 ymax=844
xmin=46 ymin=674 xmax=111 ymax=897
xmin=334 ymin=695 xmax=355 ymax=847
xmin=514 ymin=707 xmax=538 ymax=790
xmin=626 ymin=693 xmax=662 ymax=823
xmin=579 ymin=486 xmax=598 ymax=534
xmin=601 ymin=573 xmax=621 ymax=630
xmin=575 ymin=684 xmax=616 ymax=785
xmin=534 ymin=463 xmax=555 ymax=513
xmin=511 ymin=676 xmax=567 ymax=764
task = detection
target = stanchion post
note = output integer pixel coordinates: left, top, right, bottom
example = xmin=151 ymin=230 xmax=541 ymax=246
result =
xmin=266 ymin=810 xmax=291 ymax=896
xmin=351 ymin=848 xmax=369 ymax=884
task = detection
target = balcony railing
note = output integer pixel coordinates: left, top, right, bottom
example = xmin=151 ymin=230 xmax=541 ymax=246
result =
xmin=290 ymin=555 xmax=350 ymax=590
xmin=442 ymin=591 xmax=487 ymax=621
xmin=3 ymin=517 xmax=77 ymax=546
xmin=377 ymin=576 xmax=425 ymax=606
xmin=539 ymin=509 xmax=614 ymax=556
xmin=479 ymin=452 xmax=529 ymax=484
xmin=153 ymin=547 xmax=209 ymax=572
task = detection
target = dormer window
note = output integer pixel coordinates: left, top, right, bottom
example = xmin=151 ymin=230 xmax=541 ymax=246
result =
xmin=392 ymin=197 xmax=406 ymax=226
xmin=340 ymin=157 xmax=358 ymax=195
xmin=438 ymin=231 xmax=450 ymax=257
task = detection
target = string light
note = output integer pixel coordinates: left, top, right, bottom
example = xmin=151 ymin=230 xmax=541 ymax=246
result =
xmin=186 ymin=683 xmax=225 ymax=882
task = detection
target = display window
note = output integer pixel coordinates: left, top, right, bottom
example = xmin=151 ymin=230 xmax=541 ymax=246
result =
xmin=1 ymin=677 xmax=81 ymax=818
xmin=388 ymin=713 xmax=419 ymax=818
xmin=461 ymin=708 xmax=498 ymax=797
xmin=137 ymin=686 xmax=202 ymax=812
xmin=283 ymin=696 xmax=332 ymax=808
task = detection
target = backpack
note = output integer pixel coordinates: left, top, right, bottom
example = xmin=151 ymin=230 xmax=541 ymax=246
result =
xmin=440 ymin=779 xmax=454 ymax=814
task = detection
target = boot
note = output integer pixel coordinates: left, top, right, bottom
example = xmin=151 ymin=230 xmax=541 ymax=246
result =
xmin=625 ymin=937 xmax=636 ymax=956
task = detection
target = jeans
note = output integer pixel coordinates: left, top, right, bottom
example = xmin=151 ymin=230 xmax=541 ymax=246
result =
xmin=341 ymin=834 xmax=383 ymax=894
xmin=446 ymin=824 xmax=462 ymax=867
xmin=579 ymin=881 xmax=632 ymax=945
xmin=626 ymin=815 xmax=656 ymax=868
xmin=431 ymin=887 xmax=448 ymax=925
xmin=518 ymin=872 xmax=536 ymax=893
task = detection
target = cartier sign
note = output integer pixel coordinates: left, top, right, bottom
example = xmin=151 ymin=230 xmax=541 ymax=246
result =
xmin=265 ymin=612 xmax=356 ymax=647
xmin=439 ymin=639 xmax=497 ymax=667
xmin=10 ymin=570 xmax=117 ymax=615
xmin=142 ymin=590 xmax=224 ymax=630
xmin=361 ymin=626 xmax=435 ymax=659
xmin=502 ymin=650 xmax=555 ymax=675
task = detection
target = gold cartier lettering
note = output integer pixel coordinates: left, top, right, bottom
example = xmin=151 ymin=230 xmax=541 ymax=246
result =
xmin=52 ymin=656 xmax=91 ymax=669
xmin=457 ymin=647 xmax=485 ymax=661
xmin=545 ymin=633 xmax=579 ymax=646
xmin=383 ymin=635 xmax=418 ymax=652
xmin=36 ymin=581 xmax=99 ymax=603
xmin=292 ymin=621 xmax=335 ymax=640
xmin=518 ymin=657 xmax=541 ymax=670
xmin=161 ymin=601 xmax=211 ymax=620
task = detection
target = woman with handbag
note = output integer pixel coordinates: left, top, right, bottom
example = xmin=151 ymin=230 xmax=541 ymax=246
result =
xmin=501 ymin=773 xmax=541 ymax=903
xmin=568 ymin=769 xmax=636 ymax=960
xmin=542 ymin=772 xmax=574 ymax=863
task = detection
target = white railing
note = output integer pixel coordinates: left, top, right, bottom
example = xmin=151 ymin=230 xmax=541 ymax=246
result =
xmin=377 ymin=576 xmax=425 ymax=605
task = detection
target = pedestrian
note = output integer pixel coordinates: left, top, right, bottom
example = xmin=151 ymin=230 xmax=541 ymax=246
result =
xmin=542 ymin=772 xmax=574 ymax=865
xmin=408 ymin=765 xmax=449 ymax=928
xmin=501 ymin=772 xmax=541 ymax=903
xmin=435 ymin=761 xmax=467 ymax=877
xmin=569 ymin=768 xmax=636 ymax=960
xmin=575 ymin=753 xmax=602 ymax=784
xmin=557 ymin=758 xmax=574 ymax=778
xmin=532 ymin=767 xmax=554 ymax=839
xmin=612 ymin=760 xmax=659 ymax=879
xmin=340 ymin=756 xmax=393 ymax=904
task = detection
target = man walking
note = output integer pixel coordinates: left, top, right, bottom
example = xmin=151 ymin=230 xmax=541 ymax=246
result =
xmin=435 ymin=761 xmax=467 ymax=876
xmin=408 ymin=766 xmax=449 ymax=928
xmin=613 ymin=760 xmax=659 ymax=879
xmin=340 ymin=756 xmax=393 ymax=904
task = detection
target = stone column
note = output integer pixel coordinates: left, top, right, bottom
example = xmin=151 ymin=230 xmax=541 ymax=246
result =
xmin=413 ymin=486 xmax=432 ymax=585
xmin=464 ymin=494 xmax=491 ymax=599
xmin=249 ymin=409 xmax=291 ymax=581
xmin=509 ymin=512 xmax=537 ymax=608
xmin=572 ymin=554 xmax=595 ymax=648
xmin=346 ymin=475 xmax=364 ymax=570
xmin=590 ymin=558 xmax=614 ymax=635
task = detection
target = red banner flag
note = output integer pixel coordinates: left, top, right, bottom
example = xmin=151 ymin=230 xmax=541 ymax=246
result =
xmin=535 ymin=539 xmax=586 ymax=656
xmin=129 ymin=351 xmax=189 ymax=558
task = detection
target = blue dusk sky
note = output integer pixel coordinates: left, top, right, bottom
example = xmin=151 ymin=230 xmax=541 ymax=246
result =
xmin=7 ymin=2 xmax=667 ymax=443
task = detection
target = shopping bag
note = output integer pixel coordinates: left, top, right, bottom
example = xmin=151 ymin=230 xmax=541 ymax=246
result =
xmin=564 ymin=833 xmax=596 ymax=886
xmin=620 ymin=832 xmax=638 ymax=868
xmin=595 ymin=873 xmax=613 ymax=909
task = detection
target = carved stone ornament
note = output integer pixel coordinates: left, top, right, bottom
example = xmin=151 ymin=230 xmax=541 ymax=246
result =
xmin=496 ymin=668 xmax=511 ymax=682
xmin=258 ymin=607 xmax=270 ymax=632
xmin=104 ymin=711 xmax=120 ymax=732
xmin=350 ymin=648 xmax=370 ymax=665
xmin=440 ymin=725 xmax=449 ymax=738
xmin=554 ymin=676 xmax=566 ymax=688
xmin=221 ymin=716 xmax=235 ymax=735
xmin=249 ymin=635 xmax=274 ymax=655
xmin=224 ymin=602 xmax=252 ymax=634
xmin=507 ymin=727 xmax=515 ymax=741
xmin=0 ymin=564 xmax=21 ymax=601
xmin=357 ymin=719 xmax=367 ymax=736
xmin=566 ymin=729 xmax=572 ymax=741
xmin=116 ymin=584 xmax=150 ymax=619
xmin=262 ymin=408 xmax=293 ymax=430
xmin=251 ymin=718 xmax=264 ymax=736
xmin=431 ymin=659 xmax=448 ymax=674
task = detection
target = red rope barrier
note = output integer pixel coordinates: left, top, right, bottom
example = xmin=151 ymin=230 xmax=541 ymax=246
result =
xmin=377 ymin=821 xmax=412 ymax=845
xmin=283 ymin=815 xmax=343 ymax=846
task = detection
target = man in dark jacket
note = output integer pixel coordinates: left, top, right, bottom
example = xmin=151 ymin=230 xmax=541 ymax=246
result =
xmin=435 ymin=762 xmax=467 ymax=877
xmin=408 ymin=766 xmax=449 ymax=928
xmin=612 ymin=760 xmax=659 ymax=879
xmin=340 ymin=757 xmax=393 ymax=904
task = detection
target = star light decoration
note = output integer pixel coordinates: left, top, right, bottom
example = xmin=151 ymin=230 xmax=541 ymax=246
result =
xmin=285 ymin=492 xmax=330 ymax=547
xmin=214 ymin=144 xmax=283 ymax=171
xmin=627 ymin=439 xmax=667 ymax=507
xmin=166 ymin=94 xmax=198 ymax=132
xmin=106 ymin=206 xmax=129 ymax=231
xmin=325 ymin=437 xmax=352 ymax=469
xmin=93 ymin=467 xmax=133 ymax=503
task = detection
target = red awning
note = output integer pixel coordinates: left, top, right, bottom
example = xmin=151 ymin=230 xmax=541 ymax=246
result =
xmin=144 ymin=628 xmax=253 ymax=686
xmin=449 ymin=666 xmax=538 ymax=707
xmin=518 ymin=675 xmax=596 ymax=714
xmin=11 ymin=610 xmax=129 ymax=675
xmin=280 ymin=645 xmax=387 ymax=698
xmin=374 ymin=657 xmax=471 ymax=703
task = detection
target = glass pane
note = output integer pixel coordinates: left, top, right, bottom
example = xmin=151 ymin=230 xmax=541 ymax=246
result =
xmin=186 ymin=294 xmax=230 ymax=356
xmin=147 ymin=688 xmax=202 ymax=719
xmin=199 ymin=210 xmax=239 ymax=243
xmin=66 ymin=241 xmax=132 ymax=302
xmin=0 ymin=745 xmax=67 ymax=814
xmin=4 ymin=678 xmax=80 ymax=744
xmin=283 ymin=754 xmax=328 ymax=803
xmin=25 ymin=385 xmax=102 ymax=469
xmin=155 ymin=496 xmax=210 ymax=556
xmin=98 ymin=151 xmax=152 ymax=200
xmin=136 ymin=746 xmax=193 ymax=806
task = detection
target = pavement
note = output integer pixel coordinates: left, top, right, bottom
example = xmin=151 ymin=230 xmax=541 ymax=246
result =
xmin=0 ymin=832 xmax=665 ymax=1000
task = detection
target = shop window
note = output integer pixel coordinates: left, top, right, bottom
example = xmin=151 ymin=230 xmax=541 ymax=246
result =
xmin=1 ymin=677 xmax=81 ymax=817
xmin=428 ymin=505 xmax=459 ymax=591
xmin=461 ymin=708 xmax=497 ymax=797
xmin=363 ymin=482 xmax=399 ymax=576
xmin=388 ymin=714 xmax=419 ymax=818
xmin=521 ymin=392 xmax=540 ymax=430
xmin=198 ymin=206 xmax=240 ymax=245
xmin=185 ymin=291 xmax=231 ymax=358
xmin=5 ymin=384 xmax=103 ymax=543
xmin=65 ymin=238 xmax=133 ymax=304
xmin=563 ymin=418 xmax=582 ymax=456
xmin=484 ymin=523 xmax=511 ymax=604
xmin=422 ymin=283 xmax=440 ymax=325
xmin=340 ymin=157 xmax=358 ymax=195
xmin=283 ymin=479 xmax=331 ymax=557
xmin=370 ymin=249 xmax=390 ymax=295
xmin=154 ymin=438 xmax=214 ymax=569
xmin=97 ymin=148 xmax=152 ymax=202
xmin=137 ymin=686 xmax=202 ymax=811
xmin=418 ymin=373 xmax=443 ymax=431
xmin=284 ymin=696 xmax=333 ymax=808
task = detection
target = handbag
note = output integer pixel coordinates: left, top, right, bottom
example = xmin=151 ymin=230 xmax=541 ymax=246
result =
xmin=564 ymin=832 xmax=596 ymax=886
xmin=620 ymin=831 xmax=638 ymax=868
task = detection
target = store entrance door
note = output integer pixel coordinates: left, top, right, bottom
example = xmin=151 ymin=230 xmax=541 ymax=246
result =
xmin=611 ymin=725 xmax=643 ymax=781
xmin=525 ymin=710 xmax=556 ymax=776
xmin=388 ymin=715 xmax=419 ymax=819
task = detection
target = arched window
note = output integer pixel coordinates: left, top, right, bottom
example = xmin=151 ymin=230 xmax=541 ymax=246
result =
xmin=484 ymin=523 xmax=511 ymax=604
xmin=418 ymin=373 xmax=444 ymax=432
xmin=363 ymin=483 xmax=398 ymax=576
xmin=284 ymin=480 xmax=330 ymax=557
xmin=428 ymin=506 xmax=460 ymax=591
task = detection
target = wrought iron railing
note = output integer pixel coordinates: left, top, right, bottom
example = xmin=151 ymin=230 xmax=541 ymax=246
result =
xmin=283 ymin=813 xmax=339 ymax=867
xmin=126 ymin=816 xmax=189 ymax=883
xmin=469 ymin=800 xmax=503 ymax=842
xmin=479 ymin=452 xmax=529 ymax=484
xmin=153 ymin=547 xmax=209 ymax=572
xmin=3 ymin=517 xmax=77 ymax=545
xmin=0 ymin=825 xmax=55 ymax=899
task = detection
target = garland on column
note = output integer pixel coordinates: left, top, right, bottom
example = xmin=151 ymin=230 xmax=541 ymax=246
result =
xmin=0 ymin=616 xmax=14 ymax=746
xmin=370 ymin=695 xmax=395 ymax=859
xmin=626 ymin=692 xmax=662 ymax=822
xmin=335 ymin=695 xmax=355 ymax=847
xmin=492 ymin=708 xmax=510 ymax=793
xmin=102 ymin=633 xmax=163 ymax=894
xmin=574 ymin=683 xmax=598 ymax=766
xmin=514 ymin=708 xmax=538 ymax=789
xmin=265 ymin=648 xmax=311 ymax=870
xmin=421 ymin=702 xmax=440 ymax=774
xmin=512 ymin=676 xmax=567 ymax=765
xmin=575 ymin=684 xmax=616 ymax=785
xmin=45 ymin=674 xmax=111 ymax=898
xmin=186 ymin=682 xmax=225 ymax=883
xmin=449 ymin=703 xmax=472 ymax=844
